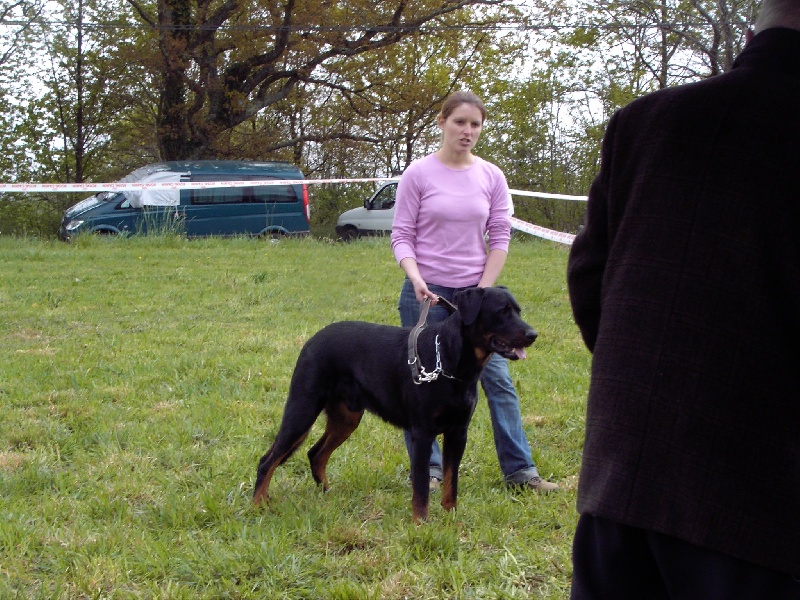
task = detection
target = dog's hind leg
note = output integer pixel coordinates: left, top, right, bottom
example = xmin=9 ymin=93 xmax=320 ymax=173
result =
xmin=253 ymin=432 xmax=309 ymax=505
xmin=253 ymin=387 xmax=326 ymax=505
xmin=307 ymin=400 xmax=363 ymax=491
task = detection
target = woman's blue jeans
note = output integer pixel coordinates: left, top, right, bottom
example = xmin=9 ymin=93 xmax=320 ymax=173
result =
xmin=398 ymin=278 xmax=540 ymax=484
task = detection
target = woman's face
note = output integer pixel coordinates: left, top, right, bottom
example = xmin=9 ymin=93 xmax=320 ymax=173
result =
xmin=438 ymin=103 xmax=484 ymax=154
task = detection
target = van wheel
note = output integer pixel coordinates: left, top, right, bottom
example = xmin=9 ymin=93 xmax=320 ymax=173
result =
xmin=340 ymin=226 xmax=359 ymax=242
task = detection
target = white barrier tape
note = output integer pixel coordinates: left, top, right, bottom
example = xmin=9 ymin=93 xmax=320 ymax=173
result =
xmin=0 ymin=177 xmax=588 ymax=204
xmin=0 ymin=176 xmax=396 ymax=193
xmin=511 ymin=216 xmax=575 ymax=246
xmin=510 ymin=188 xmax=587 ymax=201
xmin=0 ymin=178 xmax=588 ymax=203
xmin=0 ymin=174 xmax=581 ymax=245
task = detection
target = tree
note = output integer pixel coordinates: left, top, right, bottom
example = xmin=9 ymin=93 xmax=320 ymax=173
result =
xmin=284 ymin=9 xmax=523 ymax=177
xmin=0 ymin=0 xmax=45 ymax=176
xmin=0 ymin=0 xmax=43 ymax=67
xmin=688 ymin=0 xmax=757 ymax=75
xmin=577 ymin=0 xmax=757 ymax=92
xmin=0 ymin=0 xmax=158 ymax=186
xmin=124 ymin=0 xmax=518 ymax=160
xmin=239 ymin=12 xmax=522 ymax=235
xmin=0 ymin=0 xmax=158 ymax=234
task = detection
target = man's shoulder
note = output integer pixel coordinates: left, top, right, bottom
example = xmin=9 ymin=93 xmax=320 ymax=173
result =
xmin=625 ymin=76 xmax=719 ymax=110
xmin=614 ymin=70 xmax=749 ymax=133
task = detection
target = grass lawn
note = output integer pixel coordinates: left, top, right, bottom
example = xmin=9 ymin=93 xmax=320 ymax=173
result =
xmin=0 ymin=234 xmax=590 ymax=599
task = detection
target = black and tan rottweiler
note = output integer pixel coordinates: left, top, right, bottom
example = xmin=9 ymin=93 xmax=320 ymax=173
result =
xmin=253 ymin=286 xmax=537 ymax=522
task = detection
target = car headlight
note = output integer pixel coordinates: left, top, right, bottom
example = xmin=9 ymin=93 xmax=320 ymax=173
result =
xmin=65 ymin=219 xmax=84 ymax=231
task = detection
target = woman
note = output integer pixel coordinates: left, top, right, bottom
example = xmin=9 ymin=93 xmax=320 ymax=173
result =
xmin=391 ymin=91 xmax=558 ymax=493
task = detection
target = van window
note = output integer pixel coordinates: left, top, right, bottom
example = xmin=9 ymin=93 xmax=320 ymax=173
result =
xmin=371 ymin=183 xmax=397 ymax=210
xmin=189 ymin=180 xmax=297 ymax=205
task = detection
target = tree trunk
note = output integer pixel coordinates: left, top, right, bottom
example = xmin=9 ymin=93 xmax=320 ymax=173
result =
xmin=156 ymin=0 xmax=197 ymax=160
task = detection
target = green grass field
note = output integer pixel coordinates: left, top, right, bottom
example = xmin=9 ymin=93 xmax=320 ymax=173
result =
xmin=0 ymin=235 xmax=590 ymax=599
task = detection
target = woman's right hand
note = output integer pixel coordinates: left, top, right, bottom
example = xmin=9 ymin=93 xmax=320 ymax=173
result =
xmin=400 ymin=257 xmax=439 ymax=304
xmin=411 ymin=278 xmax=438 ymax=304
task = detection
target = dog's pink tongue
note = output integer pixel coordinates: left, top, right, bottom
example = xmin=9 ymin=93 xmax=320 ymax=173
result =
xmin=515 ymin=348 xmax=527 ymax=359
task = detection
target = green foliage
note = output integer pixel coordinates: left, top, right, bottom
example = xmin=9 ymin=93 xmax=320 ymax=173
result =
xmin=138 ymin=205 xmax=187 ymax=238
xmin=513 ymin=197 xmax=587 ymax=236
xmin=0 ymin=236 xmax=589 ymax=598
xmin=129 ymin=0 xmax=522 ymax=161
xmin=0 ymin=194 xmax=79 ymax=237
xmin=564 ymin=26 xmax=600 ymax=48
xmin=241 ymin=6 xmax=525 ymax=177
xmin=308 ymin=183 xmax=375 ymax=240
xmin=481 ymin=67 xmax=598 ymax=229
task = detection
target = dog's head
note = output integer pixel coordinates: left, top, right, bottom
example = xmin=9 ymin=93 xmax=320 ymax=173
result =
xmin=454 ymin=286 xmax=537 ymax=360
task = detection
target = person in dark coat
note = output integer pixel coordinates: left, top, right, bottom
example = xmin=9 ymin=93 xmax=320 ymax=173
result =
xmin=566 ymin=0 xmax=800 ymax=597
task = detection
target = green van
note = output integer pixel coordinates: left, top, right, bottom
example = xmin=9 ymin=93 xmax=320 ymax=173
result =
xmin=59 ymin=160 xmax=310 ymax=240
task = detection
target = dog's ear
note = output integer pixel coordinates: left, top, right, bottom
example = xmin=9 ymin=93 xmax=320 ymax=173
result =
xmin=454 ymin=287 xmax=485 ymax=326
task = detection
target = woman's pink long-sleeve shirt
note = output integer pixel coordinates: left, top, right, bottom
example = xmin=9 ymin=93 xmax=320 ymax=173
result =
xmin=391 ymin=153 xmax=512 ymax=288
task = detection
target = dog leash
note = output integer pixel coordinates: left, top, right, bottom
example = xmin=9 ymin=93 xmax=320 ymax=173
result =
xmin=407 ymin=295 xmax=459 ymax=384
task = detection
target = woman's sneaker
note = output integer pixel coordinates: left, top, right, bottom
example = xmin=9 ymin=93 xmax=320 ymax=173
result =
xmin=522 ymin=476 xmax=559 ymax=493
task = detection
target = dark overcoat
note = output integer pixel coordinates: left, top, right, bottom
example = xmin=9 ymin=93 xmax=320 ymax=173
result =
xmin=567 ymin=27 xmax=800 ymax=575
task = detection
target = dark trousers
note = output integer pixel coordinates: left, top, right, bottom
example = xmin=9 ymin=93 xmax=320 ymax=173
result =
xmin=571 ymin=514 xmax=800 ymax=600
